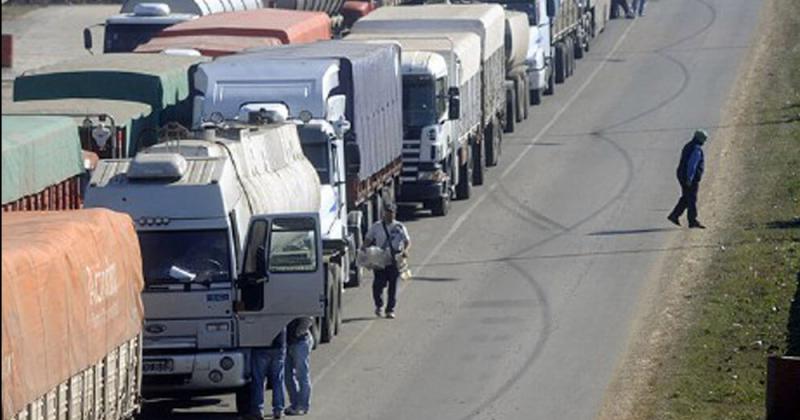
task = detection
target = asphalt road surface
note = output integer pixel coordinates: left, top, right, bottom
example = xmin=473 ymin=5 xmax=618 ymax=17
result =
xmin=15 ymin=0 xmax=758 ymax=418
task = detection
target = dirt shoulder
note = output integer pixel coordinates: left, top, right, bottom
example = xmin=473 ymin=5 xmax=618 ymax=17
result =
xmin=597 ymin=0 xmax=800 ymax=419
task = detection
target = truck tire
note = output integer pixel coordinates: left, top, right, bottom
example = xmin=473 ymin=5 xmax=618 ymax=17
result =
xmin=455 ymin=153 xmax=471 ymax=200
xmin=504 ymin=87 xmax=515 ymax=134
xmin=429 ymin=194 xmax=450 ymax=217
xmin=320 ymin=280 xmax=335 ymax=343
xmin=574 ymin=34 xmax=585 ymax=59
xmin=565 ymin=38 xmax=575 ymax=77
xmin=530 ymin=89 xmax=542 ymax=105
xmin=235 ymin=386 xmax=251 ymax=415
xmin=554 ymin=43 xmax=566 ymax=84
xmin=472 ymin=140 xmax=485 ymax=186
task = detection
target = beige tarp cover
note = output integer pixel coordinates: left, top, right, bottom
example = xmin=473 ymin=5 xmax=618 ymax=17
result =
xmin=1 ymin=209 xmax=145 ymax=420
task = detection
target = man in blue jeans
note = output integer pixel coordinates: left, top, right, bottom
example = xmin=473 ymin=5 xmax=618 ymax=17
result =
xmin=632 ymin=0 xmax=647 ymax=16
xmin=284 ymin=317 xmax=313 ymax=416
xmin=248 ymin=329 xmax=287 ymax=419
xmin=363 ymin=203 xmax=411 ymax=319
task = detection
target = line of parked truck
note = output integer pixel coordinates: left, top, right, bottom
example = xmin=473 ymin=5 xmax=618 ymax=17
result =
xmin=2 ymin=0 xmax=611 ymax=418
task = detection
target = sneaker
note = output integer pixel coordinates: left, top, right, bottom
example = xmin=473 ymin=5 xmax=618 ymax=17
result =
xmin=273 ymin=410 xmax=283 ymax=419
xmin=688 ymin=221 xmax=706 ymax=229
xmin=285 ymin=408 xmax=308 ymax=416
xmin=375 ymin=307 xmax=382 ymax=317
xmin=385 ymin=311 xmax=396 ymax=319
xmin=626 ymin=13 xmax=635 ymax=19
xmin=667 ymin=214 xmax=680 ymax=226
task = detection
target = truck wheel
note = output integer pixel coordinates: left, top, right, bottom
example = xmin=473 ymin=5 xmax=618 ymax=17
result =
xmin=472 ymin=141 xmax=485 ymax=186
xmin=235 ymin=386 xmax=251 ymax=415
xmin=429 ymin=194 xmax=450 ymax=217
xmin=320 ymin=283 xmax=334 ymax=343
xmin=554 ymin=43 xmax=566 ymax=84
xmin=574 ymin=34 xmax=585 ymax=59
xmin=504 ymin=88 xmax=516 ymax=134
xmin=530 ymin=89 xmax=542 ymax=105
xmin=455 ymin=155 xmax=471 ymax=200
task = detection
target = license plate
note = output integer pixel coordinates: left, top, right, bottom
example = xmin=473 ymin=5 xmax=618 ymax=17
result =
xmin=143 ymin=359 xmax=174 ymax=373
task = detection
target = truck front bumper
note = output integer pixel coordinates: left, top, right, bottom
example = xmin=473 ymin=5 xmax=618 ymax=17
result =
xmin=142 ymin=350 xmax=248 ymax=393
xmin=399 ymin=181 xmax=446 ymax=202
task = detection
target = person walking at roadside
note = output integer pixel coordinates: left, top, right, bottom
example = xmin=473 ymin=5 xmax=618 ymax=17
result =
xmin=284 ymin=317 xmax=313 ymax=416
xmin=668 ymin=130 xmax=709 ymax=229
xmin=363 ymin=202 xmax=411 ymax=319
xmin=247 ymin=329 xmax=287 ymax=420
xmin=611 ymin=0 xmax=635 ymax=19
xmin=632 ymin=0 xmax=647 ymax=16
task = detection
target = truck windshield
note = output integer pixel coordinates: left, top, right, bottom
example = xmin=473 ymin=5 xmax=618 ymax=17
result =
xmin=138 ymin=230 xmax=232 ymax=283
xmin=300 ymin=141 xmax=330 ymax=184
xmin=403 ymin=75 xmax=437 ymax=130
xmin=104 ymin=23 xmax=171 ymax=53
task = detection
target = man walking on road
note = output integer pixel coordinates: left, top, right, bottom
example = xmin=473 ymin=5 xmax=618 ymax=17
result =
xmin=363 ymin=202 xmax=411 ymax=319
xmin=248 ymin=329 xmax=287 ymax=419
xmin=611 ymin=0 xmax=635 ymax=19
xmin=668 ymin=130 xmax=709 ymax=229
xmin=632 ymin=0 xmax=647 ymax=16
xmin=284 ymin=317 xmax=313 ymax=416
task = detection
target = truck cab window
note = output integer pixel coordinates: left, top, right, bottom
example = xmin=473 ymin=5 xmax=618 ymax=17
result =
xmin=138 ymin=230 xmax=232 ymax=284
xmin=403 ymin=75 xmax=437 ymax=130
xmin=269 ymin=218 xmax=318 ymax=273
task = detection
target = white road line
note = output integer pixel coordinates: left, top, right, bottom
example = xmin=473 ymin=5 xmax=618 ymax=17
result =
xmin=312 ymin=21 xmax=637 ymax=386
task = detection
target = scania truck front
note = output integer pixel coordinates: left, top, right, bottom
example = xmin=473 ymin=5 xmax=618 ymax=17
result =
xmin=84 ymin=122 xmax=325 ymax=413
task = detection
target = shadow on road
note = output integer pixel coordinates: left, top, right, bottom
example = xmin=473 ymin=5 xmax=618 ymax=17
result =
xmin=342 ymin=316 xmax=376 ymax=324
xmin=786 ymin=272 xmax=800 ymax=356
xmin=411 ymin=276 xmax=460 ymax=282
xmin=588 ymin=227 xmax=679 ymax=236
xmin=140 ymin=398 xmax=239 ymax=420
xmin=767 ymin=218 xmax=800 ymax=230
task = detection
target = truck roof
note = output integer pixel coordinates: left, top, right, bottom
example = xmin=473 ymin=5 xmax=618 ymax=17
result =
xmin=274 ymin=0 xmax=345 ymax=15
xmin=135 ymin=34 xmax=282 ymax=56
xmin=14 ymin=53 xmax=208 ymax=126
xmin=352 ymin=4 xmax=505 ymax=60
xmin=230 ymin=41 xmax=403 ymax=182
xmin=345 ymin=31 xmax=481 ymax=82
xmin=400 ymin=50 xmax=448 ymax=79
xmin=87 ymin=123 xmax=321 ymax=221
xmin=2 ymin=209 xmax=144 ymax=420
xmin=120 ymin=0 xmax=264 ymax=15
xmin=195 ymin=56 xmax=341 ymax=124
xmin=153 ymin=9 xmax=332 ymax=44
xmin=1 ymin=115 xmax=85 ymax=205
xmin=505 ymin=10 xmax=530 ymax=70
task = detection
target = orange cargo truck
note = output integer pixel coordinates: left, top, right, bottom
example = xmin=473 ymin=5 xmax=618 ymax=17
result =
xmin=2 ymin=209 xmax=145 ymax=420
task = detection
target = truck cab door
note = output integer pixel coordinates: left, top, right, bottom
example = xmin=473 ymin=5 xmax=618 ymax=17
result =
xmin=236 ymin=213 xmax=325 ymax=347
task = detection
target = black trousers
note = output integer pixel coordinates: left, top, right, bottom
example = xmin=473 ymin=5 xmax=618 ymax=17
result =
xmin=373 ymin=265 xmax=399 ymax=312
xmin=670 ymin=182 xmax=700 ymax=223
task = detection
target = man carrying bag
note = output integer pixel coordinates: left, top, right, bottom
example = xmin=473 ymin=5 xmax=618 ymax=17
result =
xmin=362 ymin=203 xmax=411 ymax=319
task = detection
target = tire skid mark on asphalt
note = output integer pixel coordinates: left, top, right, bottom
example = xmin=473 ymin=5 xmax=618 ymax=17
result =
xmin=656 ymin=0 xmax=718 ymax=52
xmin=489 ymin=185 xmax=568 ymax=233
xmin=456 ymin=261 xmax=552 ymax=420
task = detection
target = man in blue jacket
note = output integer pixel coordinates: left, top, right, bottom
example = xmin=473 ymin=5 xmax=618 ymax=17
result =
xmin=668 ymin=130 xmax=708 ymax=229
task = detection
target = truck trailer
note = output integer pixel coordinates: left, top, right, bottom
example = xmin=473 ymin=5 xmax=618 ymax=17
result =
xmin=2 ymin=209 xmax=145 ymax=420
xmin=351 ymin=3 xmax=507 ymax=184
xmin=134 ymin=8 xmax=332 ymax=56
xmin=13 ymin=53 xmax=207 ymax=130
xmin=345 ymin=30 xmax=483 ymax=214
xmin=1 ymin=116 xmax=92 ymax=211
xmin=92 ymin=0 xmax=266 ymax=53
xmin=3 ymin=98 xmax=157 ymax=158
xmin=84 ymin=122 xmax=326 ymax=411
xmin=194 ymin=40 xmax=404 ymax=292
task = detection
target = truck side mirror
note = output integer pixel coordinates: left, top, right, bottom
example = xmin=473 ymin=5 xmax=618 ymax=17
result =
xmin=83 ymin=28 xmax=94 ymax=54
xmin=344 ymin=135 xmax=361 ymax=176
xmin=448 ymin=87 xmax=461 ymax=120
xmin=546 ymin=0 xmax=557 ymax=18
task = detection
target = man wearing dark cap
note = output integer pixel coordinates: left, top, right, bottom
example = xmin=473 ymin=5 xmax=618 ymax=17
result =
xmin=363 ymin=202 xmax=411 ymax=319
xmin=668 ymin=130 xmax=708 ymax=229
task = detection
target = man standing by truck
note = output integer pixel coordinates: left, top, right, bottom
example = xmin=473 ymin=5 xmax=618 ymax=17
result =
xmin=285 ymin=317 xmax=314 ymax=416
xmin=668 ymin=130 xmax=708 ymax=229
xmin=364 ymin=203 xmax=411 ymax=319
xmin=248 ymin=329 xmax=287 ymax=420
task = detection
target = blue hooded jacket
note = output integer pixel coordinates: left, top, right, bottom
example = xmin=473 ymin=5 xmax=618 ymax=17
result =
xmin=676 ymin=139 xmax=704 ymax=185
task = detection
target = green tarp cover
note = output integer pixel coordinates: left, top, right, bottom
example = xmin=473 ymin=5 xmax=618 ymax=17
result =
xmin=13 ymin=54 xmax=208 ymax=126
xmin=2 ymin=116 xmax=84 ymax=204
xmin=3 ymin=99 xmax=158 ymax=154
